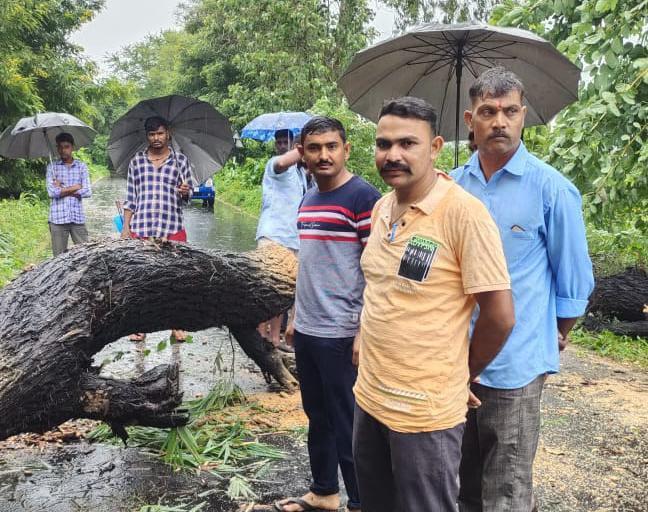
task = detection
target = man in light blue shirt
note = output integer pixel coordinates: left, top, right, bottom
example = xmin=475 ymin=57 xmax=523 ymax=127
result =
xmin=256 ymin=129 xmax=309 ymax=347
xmin=452 ymin=67 xmax=594 ymax=512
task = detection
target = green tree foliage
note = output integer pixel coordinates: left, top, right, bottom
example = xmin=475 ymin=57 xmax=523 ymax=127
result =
xmin=492 ymin=0 xmax=648 ymax=230
xmin=109 ymin=30 xmax=189 ymax=100
xmin=0 ymin=0 xmax=105 ymax=197
xmin=383 ymin=0 xmax=500 ymax=30
xmin=0 ymin=0 xmax=104 ymax=129
xmin=112 ymin=0 xmax=375 ymax=128
xmin=83 ymin=78 xmax=140 ymax=166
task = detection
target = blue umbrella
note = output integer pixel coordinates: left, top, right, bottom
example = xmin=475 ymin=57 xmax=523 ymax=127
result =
xmin=240 ymin=112 xmax=312 ymax=142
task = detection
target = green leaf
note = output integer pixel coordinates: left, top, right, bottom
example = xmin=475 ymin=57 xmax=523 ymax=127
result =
xmin=594 ymin=0 xmax=610 ymax=12
xmin=584 ymin=32 xmax=603 ymax=45
xmin=156 ymin=340 xmax=167 ymax=352
xmin=605 ymin=50 xmax=618 ymax=67
xmin=601 ymin=91 xmax=616 ymax=103
xmin=620 ymin=92 xmax=636 ymax=105
xmin=607 ymin=102 xmax=621 ymax=116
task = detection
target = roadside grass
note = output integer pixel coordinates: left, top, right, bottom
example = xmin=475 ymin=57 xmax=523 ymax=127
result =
xmin=88 ymin=381 xmax=285 ymax=501
xmin=87 ymin=160 xmax=110 ymax=183
xmin=587 ymin=226 xmax=648 ymax=276
xmin=570 ymin=328 xmax=648 ymax=369
xmin=214 ymin=165 xmax=261 ymax=217
xmin=0 ymin=194 xmax=50 ymax=286
xmin=76 ymin=148 xmax=110 ymax=184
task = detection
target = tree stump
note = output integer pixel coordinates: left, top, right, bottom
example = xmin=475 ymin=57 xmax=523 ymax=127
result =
xmin=0 ymin=239 xmax=298 ymax=440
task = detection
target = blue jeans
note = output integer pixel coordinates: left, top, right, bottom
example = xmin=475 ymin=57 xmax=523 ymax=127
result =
xmin=294 ymin=330 xmax=360 ymax=510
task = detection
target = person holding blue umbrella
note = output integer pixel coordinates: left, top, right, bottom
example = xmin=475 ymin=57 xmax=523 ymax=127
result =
xmin=241 ymin=112 xmax=312 ymax=349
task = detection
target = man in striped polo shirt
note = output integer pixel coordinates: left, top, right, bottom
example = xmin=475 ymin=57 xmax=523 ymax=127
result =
xmin=274 ymin=117 xmax=381 ymax=512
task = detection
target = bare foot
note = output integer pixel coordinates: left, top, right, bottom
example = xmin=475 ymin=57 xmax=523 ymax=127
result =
xmin=171 ymin=329 xmax=187 ymax=342
xmin=129 ymin=333 xmax=146 ymax=342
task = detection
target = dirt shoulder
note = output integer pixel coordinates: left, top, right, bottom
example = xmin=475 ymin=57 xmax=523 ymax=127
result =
xmin=534 ymin=346 xmax=648 ymax=511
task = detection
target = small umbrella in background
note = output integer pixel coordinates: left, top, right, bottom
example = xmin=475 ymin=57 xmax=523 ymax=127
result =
xmin=0 ymin=112 xmax=96 ymax=160
xmin=108 ymin=95 xmax=234 ymax=184
xmin=240 ymin=112 xmax=312 ymax=142
xmin=339 ymin=23 xmax=580 ymax=166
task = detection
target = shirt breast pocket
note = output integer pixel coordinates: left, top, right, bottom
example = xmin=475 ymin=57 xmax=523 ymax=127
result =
xmin=162 ymin=175 xmax=179 ymax=189
xmin=506 ymin=229 xmax=538 ymax=267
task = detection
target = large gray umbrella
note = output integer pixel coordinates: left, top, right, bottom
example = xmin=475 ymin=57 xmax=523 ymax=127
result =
xmin=0 ymin=112 xmax=96 ymax=159
xmin=108 ymin=95 xmax=234 ymax=184
xmin=339 ymin=23 xmax=580 ymax=165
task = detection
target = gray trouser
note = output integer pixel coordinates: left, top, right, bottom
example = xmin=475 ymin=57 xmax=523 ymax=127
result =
xmin=49 ymin=223 xmax=88 ymax=256
xmin=458 ymin=374 xmax=546 ymax=512
xmin=353 ymin=405 xmax=464 ymax=512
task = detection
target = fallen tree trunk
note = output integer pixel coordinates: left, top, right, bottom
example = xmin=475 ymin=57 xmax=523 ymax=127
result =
xmin=0 ymin=239 xmax=297 ymax=440
xmin=584 ymin=266 xmax=648 ymax=337
xmin=588 ymin=266 xmax=647 ymax=321
xmin=582 ymin=319 xmax=648 ymax=338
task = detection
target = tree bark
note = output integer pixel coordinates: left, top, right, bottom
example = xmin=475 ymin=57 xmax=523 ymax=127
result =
xmin=0 ymin=239 xmax=297 ymax=440
xmin=588 ymin=266 xmax=647 ymax=322
xmin=582 ymin=318 xmax=648 ymax=338
xmin=583 ymin=266 xmax=648 ymax=337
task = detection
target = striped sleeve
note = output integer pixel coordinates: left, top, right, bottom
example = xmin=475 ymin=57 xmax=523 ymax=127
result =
xmin=355 ymin=185 xmax=382 ymax=246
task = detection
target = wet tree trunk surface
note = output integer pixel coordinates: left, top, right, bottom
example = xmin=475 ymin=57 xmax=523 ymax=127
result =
xmin=0 ymin=239 xmax=298 ymax=441
xmin=1 ymin=240 xmax=645 ymax=440
xmin=585 ymin=266 xmax=648 ymax=337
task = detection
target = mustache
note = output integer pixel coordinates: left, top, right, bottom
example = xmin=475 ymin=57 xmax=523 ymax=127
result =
xmin=317 ymin=160 xmax=333 ymax=166
xmin=489 ymin=131 xmax=510 ymax=140
xmin=380 ymin=161 xmax=412 ymax=174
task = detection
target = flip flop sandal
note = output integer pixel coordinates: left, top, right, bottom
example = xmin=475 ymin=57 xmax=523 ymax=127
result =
xmin=273 ymin=498 xmax=337 ymax=512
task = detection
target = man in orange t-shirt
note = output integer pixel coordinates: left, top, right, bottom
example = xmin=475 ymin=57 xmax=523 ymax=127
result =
xmin=352 ymin=96 xmax=516 ymax=512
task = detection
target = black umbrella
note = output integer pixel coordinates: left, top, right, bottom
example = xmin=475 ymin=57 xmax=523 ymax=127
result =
xmin=108 ymin=95 xmax=234 ymax=183
xmin=339 ymin=23 xmax=580 ymax=166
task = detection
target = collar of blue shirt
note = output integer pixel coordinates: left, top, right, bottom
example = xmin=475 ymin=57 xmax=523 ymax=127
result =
xmin=464 ymin=141 xmax=530 ymax=180
xmin=55 ymin=159 xmax=81 ymax=166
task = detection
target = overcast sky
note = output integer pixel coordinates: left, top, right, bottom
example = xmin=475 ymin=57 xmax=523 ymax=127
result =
xmin=71 ymin=0 xmax=397 ymax=71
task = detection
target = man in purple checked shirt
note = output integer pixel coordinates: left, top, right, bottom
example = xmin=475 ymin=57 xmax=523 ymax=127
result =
xmin=121 ymin=115 xmax=193 ymax=342
xmin=46 ymin=132 xmax=92 ymax=256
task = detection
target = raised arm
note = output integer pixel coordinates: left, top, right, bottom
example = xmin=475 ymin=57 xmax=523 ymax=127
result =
xmin=273 ymin=148 xmax=301 ymax=174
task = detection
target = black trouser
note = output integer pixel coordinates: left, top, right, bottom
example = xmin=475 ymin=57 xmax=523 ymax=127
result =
xmin=294 ymin=330 xmax=360 ymax=510
xmin=353 ymin=405 xmax=464 ymax=512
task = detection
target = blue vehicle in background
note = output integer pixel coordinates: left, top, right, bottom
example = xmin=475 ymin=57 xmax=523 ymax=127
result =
xmin=191 ymin=178 xmax=215 ymax=208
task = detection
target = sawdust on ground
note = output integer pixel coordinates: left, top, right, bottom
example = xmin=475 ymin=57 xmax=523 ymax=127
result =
xmin=196 ymin=391 xmax=308 ymax=433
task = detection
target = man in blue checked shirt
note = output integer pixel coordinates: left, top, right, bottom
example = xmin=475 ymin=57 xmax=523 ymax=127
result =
xmin=46 ymin=132 xmax=92 ymax=256
xmin=451 ymin=67 xmax=595 ymax=512
xmin=121 ymin=116 xmax=193 ymax=342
